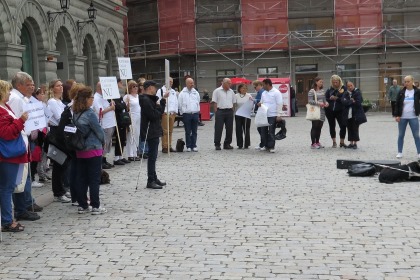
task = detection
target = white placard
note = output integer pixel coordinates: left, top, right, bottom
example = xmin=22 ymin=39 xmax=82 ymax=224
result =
xmin=23 ymin=102 xmax=47 ymax=132
xmin=99 ymin=77 xmax=120 ymax=99
xmin=165 ymin=59 xmax=170 ymax=89
xmin=117 ymin=57 xmax=133 ymax=80
xmin=235 ymin=99 xmax=254 ymax=119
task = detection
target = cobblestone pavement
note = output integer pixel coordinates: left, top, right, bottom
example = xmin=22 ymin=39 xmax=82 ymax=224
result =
xmin=1 ymin=112 xmax=420 ymax=280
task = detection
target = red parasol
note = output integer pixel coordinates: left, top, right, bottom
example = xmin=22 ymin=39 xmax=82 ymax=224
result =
xmin=230 ymin=77 xmax=252 ymax=85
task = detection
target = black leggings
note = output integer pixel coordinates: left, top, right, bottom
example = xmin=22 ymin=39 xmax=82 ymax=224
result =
xmin=326 ymin=110 xmax=346 ymax=140
xmin=311 ymin=120 xmax=324 ymax=144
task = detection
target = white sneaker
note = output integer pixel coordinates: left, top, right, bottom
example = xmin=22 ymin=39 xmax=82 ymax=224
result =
xmin=78 ymin=206 xmax=91 ymax=214
xmin=54 ymin=195 xmax=71 ymax=203
xmin=259 ymin=147 xmax=267 ymax=151
xmin=32 ymin=181 xmax=43 ymax=188
xmin=64 ymin=192 xmax=71 ymax=199
xmin=396 ymin=153 xmax=403 ymax=159
xmin=192 ymin=147 xmax=198 ymax=152
xmin=255 ymin=145 xmax=261 ymax=150
xmin=186 ymin=148 xmax=192 ymax=152
xmin=91 ymin=207 xmax=107 ymax=215
xmin=269 ymin=148 xmax=276 ymax=153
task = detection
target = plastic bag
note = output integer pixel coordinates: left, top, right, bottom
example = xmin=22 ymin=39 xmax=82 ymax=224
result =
xmin=255 ymin=104 xmax=269 ymax=127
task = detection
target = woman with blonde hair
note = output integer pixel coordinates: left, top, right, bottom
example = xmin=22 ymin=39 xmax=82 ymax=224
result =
xmin=124 ymin=80 xmax=141 ymax=161
xmin=325 ymin=74 xmax=347 ymax=148
xmin=394 ymin=75 xmax=420 ymax=159
xmin=71 ymin=84 xmax=106 ymax=214
xmin=0 ymin=80 xmax=29 ymax=232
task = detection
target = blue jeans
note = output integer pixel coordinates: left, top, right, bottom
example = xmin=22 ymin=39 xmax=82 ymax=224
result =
xmin=13 ymin=171 xmax=34 ymax=216
xmin=146 ymin=137 xmax=159 ymax=183
xmin=0 ymin=162 xmax=19 ymax=225
xmin=75 ymin=156 xmax=102 ymax=209
xmin=398 ymin=118 xmax=420 ymax=153
xmin=260 ymin=117 xmax=277 ymax=149
xmin=139 ymin=137 xmax=149 ymax=154
xmin=183 ymin=113 xmax=199 ymax=149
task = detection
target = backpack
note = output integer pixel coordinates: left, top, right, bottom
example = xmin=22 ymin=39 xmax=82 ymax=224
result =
xmin=347 ymin=163 xmax=376 ymax=177
xmin=63 ymin=110 xmax=89 ymax=151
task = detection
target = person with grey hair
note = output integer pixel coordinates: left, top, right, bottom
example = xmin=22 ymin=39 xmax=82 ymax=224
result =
xmin=7 ymin=71 xmax=42 ymax=221
xmin=387 ymin=79 xmax=400 ymax=116
xmin=212 ymin=78 xmax=235 ymax=150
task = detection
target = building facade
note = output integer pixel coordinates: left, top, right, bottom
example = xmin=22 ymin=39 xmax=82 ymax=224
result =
xmin=127 ymin=0 xmax=420 ymax=107
xmin=0 ymin=0 xmax=127 ymax=88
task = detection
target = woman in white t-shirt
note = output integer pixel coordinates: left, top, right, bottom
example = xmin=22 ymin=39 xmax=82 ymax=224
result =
xmin=234 ymin=84 xmax=252 ymax=149
xmin=394 ymin=75 xmax=420 ymax=159
xmin=124 ymin=80 xmax=141 ymax=161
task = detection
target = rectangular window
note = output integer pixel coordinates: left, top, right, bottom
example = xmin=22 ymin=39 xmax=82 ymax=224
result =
xmin=337 ymin=64 xmax=357 ymax=82
xmin=216 ymin=69 xmax=236 ymax=87
xmin=257 ymin=67 xmax=278 ymax=78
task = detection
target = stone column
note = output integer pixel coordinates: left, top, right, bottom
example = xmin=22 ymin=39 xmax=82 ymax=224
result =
xmin=68 ymin=55 xmax=87 ymax=83
xmin=37 ymin=50 xmax=61 ymax=84
xmin=93 ymin=59 xmax=110 ymax=82
xmin=0 ymin=43 xmax=25 ymax=81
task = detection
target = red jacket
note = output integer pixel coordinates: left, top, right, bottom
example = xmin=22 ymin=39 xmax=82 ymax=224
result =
xmin=0 ymin=104 xmax=29 ymax=164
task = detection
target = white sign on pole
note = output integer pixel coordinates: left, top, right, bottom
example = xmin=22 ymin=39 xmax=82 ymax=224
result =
xmin=99 ymin=77 xmax=120 ymax=99
xmin=165 ymin=59 xmax=170 ymax=89
xmin=23 ymin=102 xmax=47 ymax=132
xmin=117 ymin=57 xmax=133 ymax=80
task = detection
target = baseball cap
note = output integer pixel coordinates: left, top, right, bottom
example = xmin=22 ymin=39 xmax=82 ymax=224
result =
xmin=143 ymin=80 xmax=158 ymax=89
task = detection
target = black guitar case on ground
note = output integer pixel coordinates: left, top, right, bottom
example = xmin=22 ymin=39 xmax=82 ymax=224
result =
xmin=337 ymin=159 xmax=401 ymax=172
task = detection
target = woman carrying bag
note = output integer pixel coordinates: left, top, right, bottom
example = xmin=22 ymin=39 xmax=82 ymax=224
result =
xmin=308 ymin=77 xmax=329 ymax=149
xmin=0 ymin=80 xmax=29 ymax=232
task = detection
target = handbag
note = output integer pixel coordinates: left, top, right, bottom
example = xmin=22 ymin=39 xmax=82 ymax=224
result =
xmin=64 ymin=111 xmax=89 ymax=151
xmin=255 ymin=104 xmax=270 ymax=127
xmin=0 ymin=133 xmax=27 ymax=158
xmin=47 ymin=144 xmax=68 ymax=166
xmin=306 ymin=90 xmax=321 ymax=121
xmin=120 ymin=111 xmax=132 ymax=126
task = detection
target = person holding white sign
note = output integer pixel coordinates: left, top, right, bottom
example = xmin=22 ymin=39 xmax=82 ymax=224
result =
xmin=124 ymin=80 xmax=141 ymax=161
xmin=234 ymin=84 xmax=252 ymax=149
xmin=93 ymin=82 xmax=116 ymax=169
xmin=156 ymin=77 xmax=179 ymax=153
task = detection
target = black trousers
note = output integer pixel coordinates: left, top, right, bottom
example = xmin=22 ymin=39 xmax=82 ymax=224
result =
xmin=114 ymin=125 xmax=127 ymax=157
xmin=214 ymin=109 xmax=234 ymax=146
xmin=260 ymin=117 xmax=277 ymax=149
xmin=235 ymin=115 xmax=251 ymax=148
xmin=311 ymin=120 xmax=324 ymax=144
xmin=347 ymin=118 xmax=360 ymax=141
xmin=325 ymin=110 xmax=346 ymax=140
xmin=51 ymin=161 xmax=66 ymax=197
xmin=391 ymin=101 xmax=396 ymax=116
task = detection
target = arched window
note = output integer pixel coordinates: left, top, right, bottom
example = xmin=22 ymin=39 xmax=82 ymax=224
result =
xmin=21 ymin=25 xmax=34 ymax=77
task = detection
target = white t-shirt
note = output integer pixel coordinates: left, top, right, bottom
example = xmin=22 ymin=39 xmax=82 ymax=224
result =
xmin=234 ymin=93 xmax=252 ymax=110
xmin=261 ymin=87 xmax=283 ymax=117
xmin=124 ymin=93 xmax=140 ymax=117
xmin=92 ymin=92 xmax=116 ymax=129
xmin=401 ymin=89 xmax=416 ymax=119
xmin=47 ymin=98 xmax=66 ymax=126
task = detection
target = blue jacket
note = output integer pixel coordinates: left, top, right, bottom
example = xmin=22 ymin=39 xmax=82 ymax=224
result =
xmin=73 ymin=108 xmax=105 ymax=150
xmin=254 ymin=88 xmax=264 ymax=112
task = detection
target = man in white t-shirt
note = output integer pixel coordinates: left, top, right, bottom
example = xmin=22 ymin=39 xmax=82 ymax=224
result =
xmin=92 ymin=82 xmax=116 ymax=169
xmin=257 ymin=78 xmax=283 ymax=153
xmin=7 ymin=71 xmax=42 ymax=221
xmin=156 ymin=77 xmax=178 ymax=153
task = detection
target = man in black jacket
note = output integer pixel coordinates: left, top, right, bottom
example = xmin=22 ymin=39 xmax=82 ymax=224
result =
xmin=139 ymin=80 xmax=167 ymax=189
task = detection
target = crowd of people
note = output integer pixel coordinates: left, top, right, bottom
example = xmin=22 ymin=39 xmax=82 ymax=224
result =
xmin=1 ymin=72 xmax=420 ymax=233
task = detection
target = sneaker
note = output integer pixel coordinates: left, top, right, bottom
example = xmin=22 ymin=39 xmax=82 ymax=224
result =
xmin=15 ymin=211 xmax=40 ymax=221
xmin=316 ymin=142 xmax=324 ymax=148
xmin=64 ymin=192 xmax=71 ymax=199
xmin=396 ymin=153 xmax=403 ymax=159
xmin=27 ymin=203 xmax=43 ymax=212
xmin=269 ymin=148 xmax=275 ymax=153
xmin=186 ymin=148 xmax=192 ymax=152
xmin=78 ymin=207 xmax=91 ymax=214
xmin=54 ymin=195 xmax=71 ymax=203
xmin=259 ymin=147 xmax=267 ymax=151
xmin=255 ymin=145 xmax=262 ymax=150
xmin=192 ymin=147 xmax=198 ymax=152
xmin=311 ymin=143 xmax=319 ymax=149
xmin=32 ymin=181 xmax=43 ymax=188
xmin=91 ymin=207 xmax=107 ymax=215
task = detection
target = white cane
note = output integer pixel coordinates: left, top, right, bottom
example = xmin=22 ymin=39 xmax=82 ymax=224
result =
xmin=136 ymin=122 xmax=150 ymax=190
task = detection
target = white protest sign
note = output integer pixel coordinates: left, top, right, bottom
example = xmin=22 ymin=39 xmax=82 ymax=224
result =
xmin=99 ymin=77 xmax=120 ymax=99
xmin=165 ymin=59 xmax=170 ymax=89
xmin=235 ymin=99 xmax=254 ymax=119
xmin=117 ymin=57 xmax=133 ymax=80
xmin=23 ymin=102 xmax=47 ymax=132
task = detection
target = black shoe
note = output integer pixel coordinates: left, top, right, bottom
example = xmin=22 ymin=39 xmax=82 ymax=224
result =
xmin=198 ymin=122 xmax=205 ymax=126
xmin=27 ymin=203 xmax=43 ymax=212
xmin=215 ymin=145 xmax=221 ymax=151
xmin=169 ymin=148 xmax=177 ymax=153
xmin=103 ymin=161 xmax=114 ymax=168
xmin=346 ymin=144 xmax=354 ymax=149
xmin=224 ymin=145 xmax=233 ymax=150
xmin=141 ymin=154 xmax=149 ymax=159
xmin=353 ymin=144 xmax=358 ymax=149
xmin=162 ymin=148 xmax=168 ymax=153
xmin=275 ymin=133 xmax=287 ymax=140
xmin=340 ymin=143 xmax=348 ymax=148
xmin=121 ymin=158 xmax=130 ymax=164
xmin=114 ymin=160 xmax=125 ymax=166
xmin=16 ymin=211 xmax=40 ymax=221
xmin=102 ymin=163 xmax=112 ymax=169
xmin=128 ymin=157 xmax=135 ymax=161
xmin=146 ymin=181 xmax=162 ymax=189
xmin=155 ymin=179 xmax=167 ymax=186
